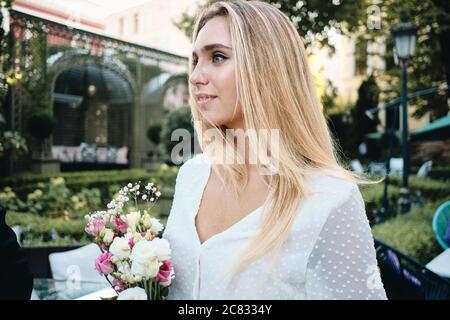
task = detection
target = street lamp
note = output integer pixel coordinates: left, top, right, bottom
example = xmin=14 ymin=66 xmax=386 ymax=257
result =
xmin=390 ymin=17 xmax=417 ymax=214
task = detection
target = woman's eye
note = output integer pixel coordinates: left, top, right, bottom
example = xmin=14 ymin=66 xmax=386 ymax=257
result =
xmin=212 ymin=53 xmax=226 ymax=63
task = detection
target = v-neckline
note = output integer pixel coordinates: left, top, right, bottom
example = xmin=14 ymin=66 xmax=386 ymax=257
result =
xmin=192 ymin=154 xmax=265 ymax=248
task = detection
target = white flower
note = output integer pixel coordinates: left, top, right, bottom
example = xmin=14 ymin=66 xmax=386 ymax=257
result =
xmin=130 ymin=240 xmax=156 ymax=264
xmin=127 ymin=183 xmax=132 ymax=188
xmin=130 ymin=257 xmax=161 ymax=279
xmin=150 ymin=197 xmax=154 ymax=202
xmin=151 ymin=238 xmax=171 ymax=261
xmin=117 ymin=287 xmax=147 ymax=300
xmin=109 ymin=236 xmax=131 ymax=260
xmin=115 ymin=260 xmax=131 ymax=275
xmin=142 ymin=194 xmax=147 ymax=200
xmin=126 ymin=211 xmax=141 ymax=230
xmin=155 ymin=191 xmax=161 ymax=197
xmin=149 ymin=218 xmax=163 ymax=234
xmin=102 ymin=228 xmax=115 ymax=244
xmin=141 ymin=213 xmax=152 ymax=229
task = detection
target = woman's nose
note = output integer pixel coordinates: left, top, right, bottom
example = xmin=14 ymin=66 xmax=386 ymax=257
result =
xmin=189 ymin=67 xmax=208 ymax=86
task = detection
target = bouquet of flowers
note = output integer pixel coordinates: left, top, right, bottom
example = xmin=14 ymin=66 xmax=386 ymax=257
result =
xmin=84 ymin=181 xmax=174 ymax=300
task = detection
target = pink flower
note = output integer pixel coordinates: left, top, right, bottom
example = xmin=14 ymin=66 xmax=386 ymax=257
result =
xmin=85 ymin=219 xmax=106 ymax=237
xmin=128 ymin=236 xmax=135 ymax=249
xmin=156 ymin=259 xmax=173 ymax=283
xmin=113 ymin=217 xmax=128 ymax=233
xmin=112 ymin=278 xmax=126 ymax=293
xmin=95 ymin=252 xmax=114 ymax=275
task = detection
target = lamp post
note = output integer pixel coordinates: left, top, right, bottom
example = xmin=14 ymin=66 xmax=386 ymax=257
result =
xmin=390 ymin=17 xmax=417 ymax=214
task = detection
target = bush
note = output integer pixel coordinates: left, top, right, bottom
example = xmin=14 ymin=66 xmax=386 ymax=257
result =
xmin=5 ymin=211 xmax=89 ymax=246
xmin=26 ymin=112 xmax=56 ymax=140
xmin=0 ymin=186 xmax=27 ymax=212
xmin=389 ymin=175 xmax=450 ymax=201
xmin=360 ymin=182 xmax=400 ymax=223
xmin=371 ymin=198 xmax=445 ymax=264
xmin=0 ymin=169 xmax=158 ymax=203
xmin=159 ymin=106 xmax=195 ymax=164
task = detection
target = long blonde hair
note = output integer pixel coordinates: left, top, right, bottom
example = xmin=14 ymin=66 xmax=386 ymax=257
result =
xmin=188 ymin=0 xmax=379 ymax=289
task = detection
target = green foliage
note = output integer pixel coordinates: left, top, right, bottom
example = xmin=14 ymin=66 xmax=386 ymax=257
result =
xmin=0 ymin=186 xmax=27 ymax=212
xmin=147 ymin=122 xmax=162 ymax=145
xmin=5 ymin=211 xmax=89 ymax=247
xmin=372 ymin=199 xmax=445 ymax=263
xmin=26 ymin=112 xmax=56 ymax=140
xmin=159 ymin=106 xmax=195 ymax=164
xmin=174 ymin=0 xmax=368 ymax=49
xmin=360 ymin=182 xmax=401 ymax=223
xmin=0 ymin=130 xmax=28 ymax=159
xmin=389 ymin=175 xmax=450 ymax=201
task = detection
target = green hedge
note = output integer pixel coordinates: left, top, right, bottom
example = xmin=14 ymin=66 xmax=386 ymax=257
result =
xmin=5 ymin=211 xmax=89 ymax=246
xmin=0 ymin=167 xmax=179 ymax=204
xmin=360 ymin=182 xmax=400 ymax=223
xmin=371 ymin=198 xmax=446 ymax=264
xmin=389 ymin=175 xmax=450 ymax=201
xmin=6 ymin=208 xmax=167 ymax=248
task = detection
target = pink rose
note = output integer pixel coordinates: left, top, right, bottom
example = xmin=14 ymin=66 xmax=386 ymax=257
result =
xmin=128 ymin=236 xmax=135 ymax=249
xmin=85 ymin=219 xmax=106 ymax=237
xmin=95 ymin=252 xmax=114 ymax=275
xmin=112 ymin=278 xmax=126 ymax=293
xmin=156 ymin=259 xmax=173 ymax=283
xmin=113 ymin=217 xmax=128 ymax=233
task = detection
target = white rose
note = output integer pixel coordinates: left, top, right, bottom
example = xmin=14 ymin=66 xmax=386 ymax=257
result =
xmin=141 ymin=213 xmax=153 ymax=229
xmin=149 ymin=218 xmax=163 ymax=234
xmin=117 ymin=287 xmax=147 ymax=300
xmin=126 ymin=211 xmax=141 ymax=231
xmin=130 ymin=240 xmax=156 ymax=264
xmin=151 ymin=238 xmax=171 ymax=261
xmin=115 ymin=260 xmax=131 ymax=276
xmin=102 ymin=228 xmax=114 ymax=244
xmin=109 ymin=236 xmax=131 ymax=260
xmin=130 ymin=258 xmax=161 ymax=279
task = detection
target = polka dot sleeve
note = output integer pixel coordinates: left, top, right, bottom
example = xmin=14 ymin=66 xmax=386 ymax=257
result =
xmin=305 ymin=185 xmax=387 ymax=300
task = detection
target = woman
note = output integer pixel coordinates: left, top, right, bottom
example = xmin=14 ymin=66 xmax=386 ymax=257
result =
xmin=162 ymin=0 xmax=387 ymax=300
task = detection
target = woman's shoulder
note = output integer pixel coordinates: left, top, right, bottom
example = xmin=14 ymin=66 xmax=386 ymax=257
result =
xmin=300 ymin=170 xmax=364 ymax=220
xmin=175 ymin=153 xmax=210 ymax=185
xmin=304 ymin=171 xmax=359 ymax=200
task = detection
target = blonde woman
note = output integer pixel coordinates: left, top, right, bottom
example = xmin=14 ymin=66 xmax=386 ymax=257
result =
xmin=162 ymin=0 xmax=387 ymax=300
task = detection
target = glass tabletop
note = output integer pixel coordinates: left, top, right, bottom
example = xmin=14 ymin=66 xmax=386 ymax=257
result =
xmin=32 ymin=278 xmax=111 ymax=300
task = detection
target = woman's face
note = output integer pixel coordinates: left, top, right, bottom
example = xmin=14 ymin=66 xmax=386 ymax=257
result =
xmin=190 ymin=16 xmax=243 ymax=129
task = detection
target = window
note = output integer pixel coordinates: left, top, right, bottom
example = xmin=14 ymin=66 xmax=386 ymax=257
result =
xmin=119 ymin=17 xmax=124 ymax=36
xmin=134 ymin=13 xmax=139 ymax=34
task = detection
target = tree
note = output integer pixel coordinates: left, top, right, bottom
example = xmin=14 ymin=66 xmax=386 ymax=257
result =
xmin=362 ymin=0 xmax=449 ymax=120
xmin=159 ymin=107 xmax=195 ymax=164
xmin=174 ymin=0 xmax=368 ymax=49
xmin=175 ymin=0 xmax=449 ymax=120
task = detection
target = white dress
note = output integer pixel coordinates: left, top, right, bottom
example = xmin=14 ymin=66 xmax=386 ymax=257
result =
xmin=162 ymin=153 xmax=387 ymax=300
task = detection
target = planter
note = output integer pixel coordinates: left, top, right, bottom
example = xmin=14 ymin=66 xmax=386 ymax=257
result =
xmin=31 ymin=158 xmax=61 ymax=174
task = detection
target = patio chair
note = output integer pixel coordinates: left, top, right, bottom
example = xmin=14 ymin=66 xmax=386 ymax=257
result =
xmin=432 ymin=200 xmax=450 ymax=250
xmin=350 ymin=159 xmax=365 ymax=175
xmin=417 ymin=160 xmax=433 ymax=178
xmin=374 ymin=238 xmax=450 ymax=300
xmin=389 ymin=157 xmax=403 ymax=176
xmin=49 ymin=243 xmax=108 ymax=284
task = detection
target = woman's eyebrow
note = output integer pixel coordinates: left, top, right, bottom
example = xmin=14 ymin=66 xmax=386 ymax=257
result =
xmin=192 ymin=43 xmax=232 ymax=57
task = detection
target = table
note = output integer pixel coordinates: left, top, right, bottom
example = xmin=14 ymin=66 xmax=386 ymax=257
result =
xmin=32 ymin=278 xmax=115 ymax=300
xmin=426 ymin=249 xmax=450 ymax=279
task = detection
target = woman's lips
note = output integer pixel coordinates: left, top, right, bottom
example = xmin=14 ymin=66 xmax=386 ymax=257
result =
xmin=197 ymin=96 xmax=217 ymax=107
